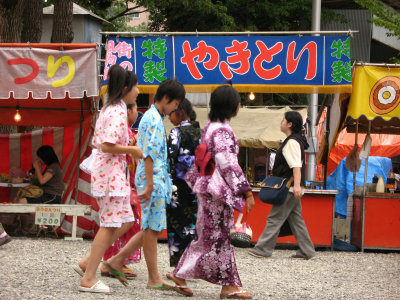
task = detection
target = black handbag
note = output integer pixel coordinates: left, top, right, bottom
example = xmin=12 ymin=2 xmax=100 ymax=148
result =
xmin=258 ymin=176 xmax=294 ymax=205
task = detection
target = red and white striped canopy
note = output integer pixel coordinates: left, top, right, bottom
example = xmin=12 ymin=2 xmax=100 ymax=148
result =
xmin=0 ymin=127 xmax=99 ymax=237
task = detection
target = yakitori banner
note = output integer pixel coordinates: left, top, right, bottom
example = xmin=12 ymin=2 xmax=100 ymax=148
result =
xmin=347 ymin=65 xmax=400 ymax=121
xmin=103 ymin=35 xmax=352 ymax=93
xmin=0 ymin=48 xmax=98 ymax=99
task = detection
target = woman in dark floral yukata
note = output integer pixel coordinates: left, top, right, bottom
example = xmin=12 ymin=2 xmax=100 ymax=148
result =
xmin=166 ymin=98 xmax=201 ymax=268
xmin=167 ymin=85 xmax=255 ymax=299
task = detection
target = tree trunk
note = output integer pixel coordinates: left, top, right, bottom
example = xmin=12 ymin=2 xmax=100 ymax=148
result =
xmin=51 ymin=0 xmax=74 ymax=43
xmin=0 ymin=6 xmax=6 ymax=42
xmin=21 ymin=0 xmax=43 ymax=43
xmin=0 ymin=0 xmax=26 ymax=43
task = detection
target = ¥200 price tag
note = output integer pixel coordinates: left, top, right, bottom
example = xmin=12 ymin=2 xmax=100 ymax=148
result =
xmin=35 ymin=207 xmax=61 ymax=226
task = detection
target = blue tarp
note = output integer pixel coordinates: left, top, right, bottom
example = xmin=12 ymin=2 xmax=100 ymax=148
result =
xmin=327 ymin=156 xmax=392 ymax=218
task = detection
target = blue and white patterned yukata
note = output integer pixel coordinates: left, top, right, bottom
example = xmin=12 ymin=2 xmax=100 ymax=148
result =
xmin=135 ymin=104 xmax=172 ymax=231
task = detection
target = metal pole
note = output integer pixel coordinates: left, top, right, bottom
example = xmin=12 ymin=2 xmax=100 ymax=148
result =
xmin=100 ymin=30 xmax=358 ymax=36
xmin=323 ymin=104 xmax=331 ymax=189
xmin=245 ymin=147 xmax=249 ymax=182
xmin=361 ymin=121 xmax=372 ymax=252
xmin=352 ymin=120 xmax=359 ymax=192
xmin=306 ymin=0 xmax=321 ymax=181
xmin=355 ymin=62 xmax=400 ymax=67
xmin=73 ymin=98 xmax=84 ymax=205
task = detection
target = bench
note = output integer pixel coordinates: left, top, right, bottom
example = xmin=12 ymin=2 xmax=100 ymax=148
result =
xmin=0 ymin=203 xmax=91 ymax=241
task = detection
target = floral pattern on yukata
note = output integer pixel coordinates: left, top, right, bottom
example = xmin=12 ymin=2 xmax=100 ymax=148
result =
xmin=186 ymin=121 xmax=251 ymax=210
xmin=167 ymin=121 xmax=201 ymax=266
xmin=173 ymin=121 xmax=251 ymax=286
xmin=97 ymin=195 xmax=134 ymax=226
xmin=104 ymin=128 xmax=141 ymax=264
xmin=91 ymin=100 xmax=130 ymax=198
xmin=135 ymin=104 xmax=172 ymax=231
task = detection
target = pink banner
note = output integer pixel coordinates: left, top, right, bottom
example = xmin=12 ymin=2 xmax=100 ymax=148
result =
xmin=0 ymin=48 xmax=98 ymax=99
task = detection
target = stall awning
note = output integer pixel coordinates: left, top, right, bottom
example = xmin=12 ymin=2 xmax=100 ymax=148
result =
xmin=164 ymin=106 xmax=308 ymax=149
xmin=344 ymin=65 xmax=400 ymax=134
xmin=0 ymin=95 xmax=93 ymax=127
xmin=0 ymin=43 xmax=98 ymax=127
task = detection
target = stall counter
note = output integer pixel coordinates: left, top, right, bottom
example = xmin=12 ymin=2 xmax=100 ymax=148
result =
xmin=351 ymin=193 xmax=400 ymax=250
xmin=235 ymin=189 xmax=338 ymax=248
xmin=159 ymin=189 xmax=338 ymax=249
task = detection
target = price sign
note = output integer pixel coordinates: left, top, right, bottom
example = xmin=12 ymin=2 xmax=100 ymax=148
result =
xmin=35 ymin=207 xmax=61 ymax=226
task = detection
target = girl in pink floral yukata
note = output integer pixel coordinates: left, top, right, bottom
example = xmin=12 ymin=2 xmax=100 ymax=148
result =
xmin=102 ymin=102 xmax=142 ymax=278
xmin=168 ymin=85 xmax=255 ymax=299
xmin=76 ymin=65 xmax=144 ymax=294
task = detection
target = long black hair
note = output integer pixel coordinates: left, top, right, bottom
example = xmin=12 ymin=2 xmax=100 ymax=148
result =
xmin=176 ymin=98 xmax=196 ymax=121
xmin=37 ymin=145 xmax=59 ymax=165
xmin=209 ymin=85 xmax=240 ymax=122
xmin=105 ymin=65 xmax=138 ymax=107
xmin=284 ymin=111 xmax=304 ymax=135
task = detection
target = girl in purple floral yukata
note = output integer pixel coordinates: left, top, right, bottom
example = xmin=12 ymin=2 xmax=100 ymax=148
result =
xmin=168 ymin=85 xmax=255 ymax=299
xmin=76 ymin=65 xmax=144 ymax=294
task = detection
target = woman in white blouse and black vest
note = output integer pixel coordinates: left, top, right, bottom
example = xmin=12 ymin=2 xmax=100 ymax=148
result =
xmin=249 ymin=111 xmax=316 ymax=260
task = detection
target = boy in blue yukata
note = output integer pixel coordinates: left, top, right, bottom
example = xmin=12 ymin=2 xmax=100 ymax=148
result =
xmin=136 ymin=78 xmax=185 ymax=291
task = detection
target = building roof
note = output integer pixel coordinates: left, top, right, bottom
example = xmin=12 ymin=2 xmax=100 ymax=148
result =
xmin=43 ymin=2 xmax=110 ymax=24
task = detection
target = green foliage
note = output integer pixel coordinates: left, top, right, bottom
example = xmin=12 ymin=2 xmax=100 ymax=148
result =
xmin=137 ymin=0 xmax=234 ymax=31
xmin=44 ymin=0 xmax=147 ymax=32
xmin=354 ymin=0 xmax=400 ymax=38
xmin=74 ymin=0 xmax=128 ymax=31
xmin=136 ymin=0 xmax=343 ymax=32
xmin=354 ymin=0 xmax=400 ymax=62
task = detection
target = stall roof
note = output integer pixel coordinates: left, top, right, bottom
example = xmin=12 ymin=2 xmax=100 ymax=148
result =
xmin=43 ymin=3 xmax=110 ymax=24
xmin=164 ymin=106 xmax=308 ymax=149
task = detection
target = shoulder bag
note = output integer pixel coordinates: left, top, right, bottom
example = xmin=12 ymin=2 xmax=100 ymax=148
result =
xmin=258 ymin=176 xmax=294 ymax=205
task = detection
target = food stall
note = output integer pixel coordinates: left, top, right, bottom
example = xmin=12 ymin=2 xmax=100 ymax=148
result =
xmin=165 ymin=106 xmax=339 ymax=248
xmin=0 ymin=43 xmax=98 ymax=238
xmin=330 ymin=64 xmax=400 ymax=251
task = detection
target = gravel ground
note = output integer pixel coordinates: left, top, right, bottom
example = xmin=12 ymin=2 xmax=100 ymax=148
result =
xmin=0 ymin=237 xmax=399 ymax=300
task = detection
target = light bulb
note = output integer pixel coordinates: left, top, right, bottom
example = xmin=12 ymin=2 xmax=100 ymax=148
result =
xmin=249 ymin=92 xmax=255 ymax=101
xmin=14 ymin=110 xmax=21 ymax=122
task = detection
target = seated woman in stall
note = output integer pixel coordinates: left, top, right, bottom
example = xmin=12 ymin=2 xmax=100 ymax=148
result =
xmin=17 ymin=145 xmax=64 ymax=205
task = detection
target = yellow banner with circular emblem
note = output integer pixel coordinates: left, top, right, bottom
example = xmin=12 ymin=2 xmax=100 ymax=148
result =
xmin=348 ymin=66 xmax=400 ymax=121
